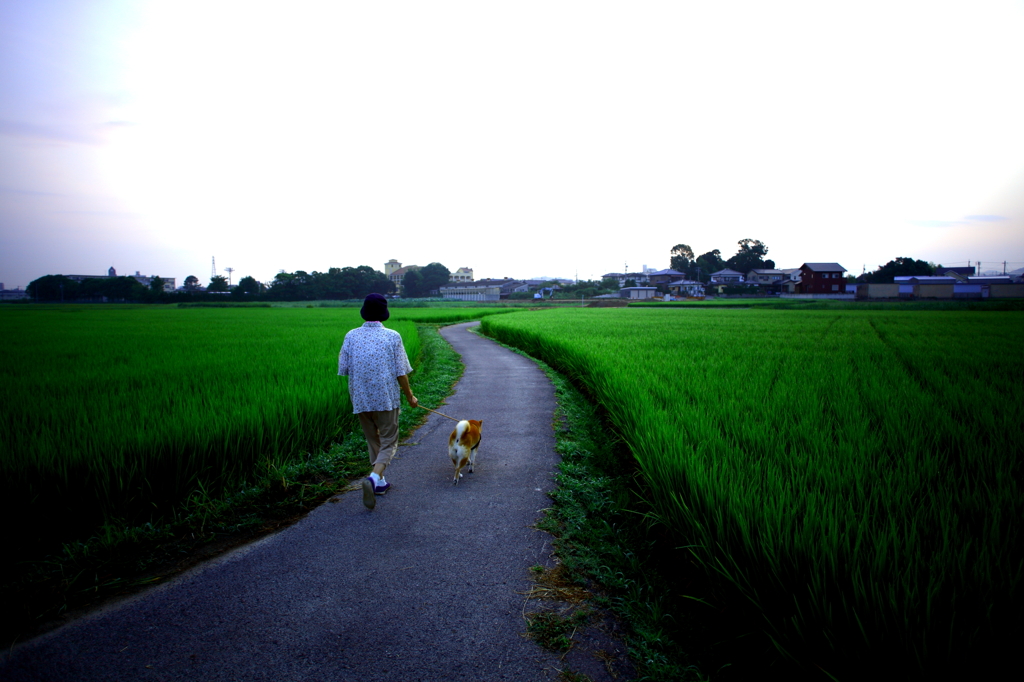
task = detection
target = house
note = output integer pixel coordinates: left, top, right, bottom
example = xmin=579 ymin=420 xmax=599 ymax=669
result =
xmin=440 ymin=278 xmax=524 ymax=301
xmin=667 ymin=280 xmax=705 ymax=298
xmin=647 ymin=269 xmax=686 ymax=286
xmin=777 ymin=268 xmax=802 ymax=294
xmin=796 ymin=263 xmax=847 ymax=294
xmin=745 ymin=269 xmax=785 ymax=285
xmin=937 ymin=266 xmax=975 ymax=279
xmin=709 ymin=269 xmax=744 ymax=284
xmin=450 ymin=267 xmax=474 ymax=282
xmin=619 ymin=287 xmax=659 ymax=300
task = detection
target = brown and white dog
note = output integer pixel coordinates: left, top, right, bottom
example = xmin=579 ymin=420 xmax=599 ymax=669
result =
xmin=448 ymin=419 xmax=482 ymax=485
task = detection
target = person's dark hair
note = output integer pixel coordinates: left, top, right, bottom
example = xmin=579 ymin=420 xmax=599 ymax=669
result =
xmin=360 ymin=293 xmax=389 ymax=322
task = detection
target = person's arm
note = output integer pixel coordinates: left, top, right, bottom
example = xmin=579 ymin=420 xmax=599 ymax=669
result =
xmin=397 ymin=375 xmax=418 ymax=408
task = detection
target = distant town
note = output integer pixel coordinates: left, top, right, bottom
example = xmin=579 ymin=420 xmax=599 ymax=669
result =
xmin=6 ymin=242 xmax=1024 ymax=303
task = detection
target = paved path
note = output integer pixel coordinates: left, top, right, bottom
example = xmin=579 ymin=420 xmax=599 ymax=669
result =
xmin=0 ymin=322 xmax=583 ymax=681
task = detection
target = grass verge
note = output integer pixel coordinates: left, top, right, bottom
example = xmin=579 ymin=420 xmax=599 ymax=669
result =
xmin=1 ymin=323 xmax=462 ymax=648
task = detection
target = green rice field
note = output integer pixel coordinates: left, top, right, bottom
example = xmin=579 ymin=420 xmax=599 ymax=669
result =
xmin=0 ymin=305 xmax=507 ymax=556
xmin=480 ymin=307 xmax=1024 ymax=676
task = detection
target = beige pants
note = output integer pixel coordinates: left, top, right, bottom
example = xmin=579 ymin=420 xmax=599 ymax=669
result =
xmin=358 ymin=408 xmax=401 ymax=470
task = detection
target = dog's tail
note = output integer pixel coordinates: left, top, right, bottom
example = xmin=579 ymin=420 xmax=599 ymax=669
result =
xmin=453 ymin=419 xmax=469 ymax=443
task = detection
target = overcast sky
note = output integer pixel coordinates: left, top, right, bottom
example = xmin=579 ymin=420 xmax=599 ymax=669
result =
xmin=2 ymin=0 xmax=1023 ymax=289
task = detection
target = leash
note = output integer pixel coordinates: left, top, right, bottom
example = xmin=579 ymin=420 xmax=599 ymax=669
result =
xmin=418 ymin=405 xmax=461 ymax=422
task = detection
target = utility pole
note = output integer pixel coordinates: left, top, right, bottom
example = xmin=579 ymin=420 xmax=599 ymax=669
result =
xmin=225 ymin=267 xmax=235 ymax=287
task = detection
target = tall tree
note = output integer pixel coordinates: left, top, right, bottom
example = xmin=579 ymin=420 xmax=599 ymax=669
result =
xmin=149 ymin=276 xmax=164 ymax=293
xmin=670 ymin=244 xmax=695 ymax=272
xmin=208 ymin=275 xmax=229 ymax=292
xmin=418 ymin=262 xmax=451 ymax=296
xmin=726 ymin=239 xmax=773 ymax=273
xmin=401 ymin=269 xmax=425 ymax=298
xmin=183 ymin=275 xmax=200 ymax=291
xmin=233 ymin=275 xmax=261 ymax=298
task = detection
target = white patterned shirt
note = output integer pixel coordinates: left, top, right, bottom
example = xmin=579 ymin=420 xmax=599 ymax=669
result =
xmin=337 ymin=321 xmax=414 ymax=413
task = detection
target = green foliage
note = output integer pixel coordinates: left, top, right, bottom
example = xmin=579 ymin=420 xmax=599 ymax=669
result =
xmin=266 ymin=266 xmax=393 ymax=301
xmin=417 ymin=262 xmax=451 ymax=296
xmin=26 ymin=275 xmax=153 ymax=302
xmin=527 ymin=609 xmax=592 ymax=651
xmin=694 ymin=250 xmax=725 ymax=281
xmin=534 ymin=354 xmax=705 ymax=680
xmin=26 ymin=274 xmax=75 ymax=301
xmin=670 ymin=243 xmax=695 ymax=271
xmin=668 ymin=240 xmax=776 ymax=281
xmin=725 ymin=238 xmax=774 ymax=272
xmin=862 ymin=257 xmax=935 ymax=283
xmin=668 ymin=246 xmax=730 ymax=282
xmin=401 ymin=268 xmax=424 ymax=297
xmin=1 ymin=322 xmax=464 ymax=645
xmin=550 ymin=279 xmax=619 ymax=298
xmin=0 ymin=306 xmax=419 ymax=558
xmin=481 ymin=307 xmax=1024 ymax=677
xmin=388 ymin=308 xmax=520 ymax=323
xmin=233 ymin=275 xmax=261 ymax=297
xmin=208 ymin=274 xmax=230 ymax=292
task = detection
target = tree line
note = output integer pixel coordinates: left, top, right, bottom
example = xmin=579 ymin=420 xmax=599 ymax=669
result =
xmin=25 ymin=275 xmax=169 ymax=303
xmin=669 ymin=239 xmax=775 ymax=282
xmin=23 ymin=263 xmax=458 ymax=303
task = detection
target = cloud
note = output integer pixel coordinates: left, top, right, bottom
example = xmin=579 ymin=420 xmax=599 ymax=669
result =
xmin=963 ymin=215 xmax=1009 ymax=222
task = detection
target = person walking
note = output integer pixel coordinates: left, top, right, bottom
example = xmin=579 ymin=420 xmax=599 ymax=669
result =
xmin=338 ymin=293 xmax=418 ymax=509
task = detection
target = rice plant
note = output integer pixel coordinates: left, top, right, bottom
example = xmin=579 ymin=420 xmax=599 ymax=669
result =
xmin=0 ymin=305 xmax=420 ymax=555
xmin=480 ymin=307 xmax=1024 ymax=676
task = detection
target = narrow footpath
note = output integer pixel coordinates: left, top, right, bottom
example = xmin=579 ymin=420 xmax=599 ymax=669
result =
xmin=0 ymin=322 xmax=624 ymax=681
